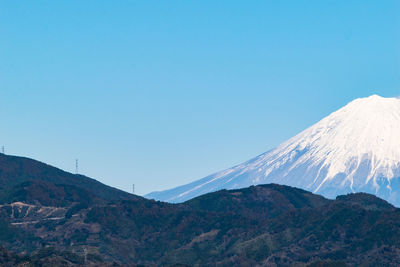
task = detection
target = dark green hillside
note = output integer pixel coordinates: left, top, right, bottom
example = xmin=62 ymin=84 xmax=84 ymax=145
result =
xmin=0 ymin=180 xmax=104 ymax=207
xmin=0 ymin=153 xmax=138 ymax=202
xmin=185 ymin=184 xmax=329 ymax=219
xmin=0 ymin=154 xmax=400 ymax=266
xmin=336 ymin=192 xmax=395 ymax=211
xmin=0 ymin=245 xmax=120 ymax=267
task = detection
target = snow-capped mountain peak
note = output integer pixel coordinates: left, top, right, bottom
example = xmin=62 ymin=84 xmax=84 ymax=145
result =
xmin=270 ymin=95 xmax=400 ymax=190
xmin=146 ymin=95 xmax=400 ymax=206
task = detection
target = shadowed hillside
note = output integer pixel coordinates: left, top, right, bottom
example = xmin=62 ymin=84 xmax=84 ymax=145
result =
xmin=0 ymin=153 xmax=139 ymax=203
xmin=0 ymin=154 xmax=400 ymax=266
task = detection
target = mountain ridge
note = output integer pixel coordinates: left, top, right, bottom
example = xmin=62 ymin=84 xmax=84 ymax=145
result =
xmin=0 ymin=153 xmax=400 ymax=265
xmin=0 ymin=153 xmax=138 ymax=204
xmin=147 ymin=95 xmax=400 ymax=205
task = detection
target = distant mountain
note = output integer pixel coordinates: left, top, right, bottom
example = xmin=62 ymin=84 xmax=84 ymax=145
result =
xmin=147 ymin=95 xmax=400 ymax=205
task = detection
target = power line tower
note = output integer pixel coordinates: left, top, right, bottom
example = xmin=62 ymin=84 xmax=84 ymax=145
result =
xmin=75 ymin=159 xmax=79 ymax=174
xmin=1 ymin=146 xmax=4 ymax=154
xmin=132 ymin=184 xmax=135 ymax=194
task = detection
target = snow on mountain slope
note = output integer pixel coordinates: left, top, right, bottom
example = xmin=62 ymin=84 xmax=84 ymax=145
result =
xmin=146 ymin=95 xmax=400 ymax=206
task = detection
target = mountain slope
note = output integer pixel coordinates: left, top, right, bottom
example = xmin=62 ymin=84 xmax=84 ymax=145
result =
xmin=0 ymin=153 xmax=138 ymax=203
xmin=147 ymin=95 xmax=400 ymax=205
xmin=184 ymin=184 xmax=329 ymax=219
xmin=0 ymin=162 xmax=399 ymax=266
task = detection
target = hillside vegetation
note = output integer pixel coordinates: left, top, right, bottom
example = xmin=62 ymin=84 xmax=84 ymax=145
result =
xmin=0 ymin=153 xmax=399 ymax=266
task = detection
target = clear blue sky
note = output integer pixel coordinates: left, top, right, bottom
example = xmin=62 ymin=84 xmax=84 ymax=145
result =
xmin=0 ymin=1 xmax=399 ymax=195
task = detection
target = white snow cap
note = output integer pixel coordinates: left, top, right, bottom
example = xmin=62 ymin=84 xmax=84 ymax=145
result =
xmin=271 ymin=94 xmax=400 ymax=190
xmin=147 ymin=95 xmax=400 ymax=205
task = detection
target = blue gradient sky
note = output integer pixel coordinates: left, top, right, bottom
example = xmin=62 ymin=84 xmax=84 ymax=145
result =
xmin=0 ymin=1 xmax=399 ymax=195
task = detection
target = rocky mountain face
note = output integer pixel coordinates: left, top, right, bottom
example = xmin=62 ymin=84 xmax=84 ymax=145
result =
xmin=147 ymin=95 xmax=400 ymax=205
xmin=1 ymin=154 xmax=400 ymax=266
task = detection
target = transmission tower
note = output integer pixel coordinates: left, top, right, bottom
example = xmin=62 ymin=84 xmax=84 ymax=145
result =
xmin=75 ymin=159 xmax=79 ymax=174
xmin=132 ymin=184 xmax=135 ymax=194
xmin=1 ymin=146 xmax=4 ymax=154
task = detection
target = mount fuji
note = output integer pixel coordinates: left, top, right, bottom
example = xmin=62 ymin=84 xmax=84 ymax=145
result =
xmin=146 ymin=95 xmax=400 ymax=206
